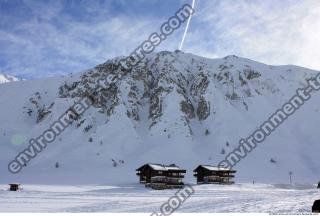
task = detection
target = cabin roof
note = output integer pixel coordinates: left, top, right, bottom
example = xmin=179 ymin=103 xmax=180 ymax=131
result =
xmin=149 ymin=163 xmax=168 ymax=171
xmin=194 ymin=165 xmax=236 ymax=172
xmin=137 ymin=163 xmax=186 ymax=172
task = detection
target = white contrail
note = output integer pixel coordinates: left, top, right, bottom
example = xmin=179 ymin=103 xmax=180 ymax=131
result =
xmin=179 ymin=0 xmax=196 ymax=50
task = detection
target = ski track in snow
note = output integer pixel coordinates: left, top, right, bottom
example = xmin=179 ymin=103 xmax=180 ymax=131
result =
xmin=0 ymin=183 xmax=318 ymax=213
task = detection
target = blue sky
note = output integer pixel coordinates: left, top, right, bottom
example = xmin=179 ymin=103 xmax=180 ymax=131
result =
xmin=0 ymin=0 xmax=320 ymax=78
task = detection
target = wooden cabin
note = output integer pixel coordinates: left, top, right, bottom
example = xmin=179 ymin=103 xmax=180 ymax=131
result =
xmin=136 ymin=163 xmax=186 ymax=189
xmin=312 ymin=200 xmax=320 ymax=213
xmin=193 ymin=165 xmax=236 ymax=185
xmin=9 ymin=183 xmax=21 ymax=191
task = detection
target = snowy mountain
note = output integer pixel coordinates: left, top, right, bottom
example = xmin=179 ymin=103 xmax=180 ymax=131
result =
xmin=0 ymin=73 xmax=21 ymax=84
xmin=1 ymin=51 xmax=320 ymax=185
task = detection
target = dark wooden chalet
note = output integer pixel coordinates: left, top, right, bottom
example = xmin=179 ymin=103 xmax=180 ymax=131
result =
xmin=312 ymin=200 xmax=320 ymax=213
xmin=136 ymin=163 xmax=186 ymax=189
xmin=193 ymin=165 xmax=236 ymax=184
xmin=9 ymin=183 xmax=21 ymax=191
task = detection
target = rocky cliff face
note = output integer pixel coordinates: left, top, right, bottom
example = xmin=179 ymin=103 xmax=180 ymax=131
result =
xmin=56 ymin=51 xmax=287 ymax=137
xmin=1 ymin=51 xmax=320 ymax=184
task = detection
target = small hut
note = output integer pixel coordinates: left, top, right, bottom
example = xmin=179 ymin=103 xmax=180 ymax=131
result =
xmin=9 ymin=183 xmax=21 ymax=191
xmin=193 ymin=165 xmax=236 ymax=184
xmin=312 ymin=200 xmax=320 ymax=213
xmin=136 ymin=163 xmax=186 ymax=189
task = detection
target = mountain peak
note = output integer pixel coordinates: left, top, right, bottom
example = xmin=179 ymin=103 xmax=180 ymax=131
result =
xmin=0 ymin=73 xmax=22 ymax=84
xmin=0 ymin=52 xmax=319 ymax=184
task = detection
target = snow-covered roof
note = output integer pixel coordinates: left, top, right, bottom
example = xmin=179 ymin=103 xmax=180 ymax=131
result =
xmin=149 ymin=164 xmax=167 ymax=171
xmin=148 ymin=163 xmax=185 ymax=171
xmin=199 ymin=165 xmax=234 ymax=171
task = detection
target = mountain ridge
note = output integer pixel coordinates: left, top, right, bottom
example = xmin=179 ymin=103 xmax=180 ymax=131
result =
xmin=1 ymin=51 xmax=319 ymax=184
xmin=0 ymin=73 xmax=23 ymax=84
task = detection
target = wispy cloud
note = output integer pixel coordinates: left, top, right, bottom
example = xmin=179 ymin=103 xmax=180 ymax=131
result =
xmin=184 ymin=0 xmax=320 ymax=70
xmin=0 ymin=0 xmax=319 ymax=78
xmin=0 ymin=0 xmax=181 ymax=78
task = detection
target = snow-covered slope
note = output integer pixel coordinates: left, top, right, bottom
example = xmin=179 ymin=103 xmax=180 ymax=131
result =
xmin=0 ymin=183 xmax=317 ymax=212
xmin=0 ymin=51 xmax=320 ymax=185
xmin=0 ymin=73 xmax=21 ymax=84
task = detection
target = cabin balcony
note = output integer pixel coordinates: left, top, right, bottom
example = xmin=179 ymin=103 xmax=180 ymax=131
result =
xmin=167 ymin=173 xmax=185 ymax=178
xmin=206 ymin=175 xmax=234 ymax=179
xmin=194 ymin=173 xmax=234 ymax=178
xmin=151 ymin=176 xmax=184 ymax=185
xmin=167 ymin=175 xmax=185 ymax=179
xmin=202 ymin=176 xmax=235 ymax=184
xmin=217 ymin=174 xmax=235 ymax=178
xmin=166 ymin=177 xmax=184 ymax=185
xmin=206 ymin=174 xmax=235 ymax=178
